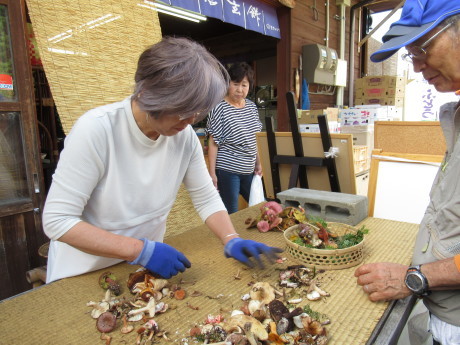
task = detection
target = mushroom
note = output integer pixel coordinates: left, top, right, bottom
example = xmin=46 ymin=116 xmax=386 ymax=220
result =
xmin=293 ymin=313 xmax=310 ymax=329
xmin=268 ymin=300 xmax=289 ymax=322
xmin=267 ymin=321 xmax=285 ymax=345
xmin=306 ymin=290 xmax=321 ymax=301
xmin=223 ymin=314 xmax=268 ymax=342
xmin=128 ymin=298 xmax=156 ymax=318
xmin=140 ymin=287 xmax=156 ymax=302
xmin=150 ymin=278 xmax=168 ymax=291
xmin=120 ymin=315 xmax=134 ymax=334
xmin=247 ymin=300 xmax=267 ymax=321
xmin=87 ymin=301 xmax=110 ymax=319
xmin=313 ymin=283 xmax=330 ymax=297
xmin=249 ymin=282 xmax=275 ymax=304
xmin=276 ymin=317 xmax=290 ymax=335
xmin=226 ymin=333 xmax=249 ymax=345
xmin=96 ymin=312 xmax=117 ymax=333
xmin=100 ymin=333 xmax=112 ymax=345
xmin=98 ymin=271 xmax=121 ymax=296
xmin=243 ymin=322 xmax=258 ymax=345
xmin=127 ymin=270 xmax=147 ymax=293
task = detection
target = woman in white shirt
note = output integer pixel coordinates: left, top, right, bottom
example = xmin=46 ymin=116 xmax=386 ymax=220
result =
xmin=43 ymin=37 xmax=282 ymax=283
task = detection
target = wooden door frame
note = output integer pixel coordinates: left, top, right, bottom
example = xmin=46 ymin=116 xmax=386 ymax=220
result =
xmin=0 ymin=0 xmax=45 ymax=219
xmin=0 ymin=0 xmax=47 ymax=298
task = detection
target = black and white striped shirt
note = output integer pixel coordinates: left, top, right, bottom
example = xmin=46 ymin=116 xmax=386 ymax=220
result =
xmin=206 ymin=99 xmax=262 ymax=174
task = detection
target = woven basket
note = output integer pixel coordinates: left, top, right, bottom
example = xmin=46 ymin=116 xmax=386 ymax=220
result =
xmin=284 ymin=222 xmax=365 ymax=270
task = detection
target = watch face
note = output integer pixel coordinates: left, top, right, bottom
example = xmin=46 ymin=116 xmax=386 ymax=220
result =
xmin=406 ymin=273 xmax=423 ymax=292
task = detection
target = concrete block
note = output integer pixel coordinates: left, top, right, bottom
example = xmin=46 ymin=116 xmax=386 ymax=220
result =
xmin=277 ymin=188 xmax=368 ymax=226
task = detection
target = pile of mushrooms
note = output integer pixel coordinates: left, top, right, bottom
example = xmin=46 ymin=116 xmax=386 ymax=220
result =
xmin=188 ymin=279 xmax=330 ymax=345
xmin=245 ymin=201 xmax=309 ymax=233
xmin=87 ymin=269 xmax=187 ymax=343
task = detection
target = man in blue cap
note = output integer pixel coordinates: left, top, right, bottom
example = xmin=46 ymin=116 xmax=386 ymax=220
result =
xmin=354 ymin=1 xmax=460 ymax=344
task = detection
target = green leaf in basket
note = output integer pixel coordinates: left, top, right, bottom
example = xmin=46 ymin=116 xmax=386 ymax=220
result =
xmin=335 ymin=225 xmax=369 ymax=249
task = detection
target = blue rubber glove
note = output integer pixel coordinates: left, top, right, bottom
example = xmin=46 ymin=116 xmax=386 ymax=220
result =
xmin=224 ymin=238 xmax=283 ymax=268
xmin=129 ymin=238 xmax=191 ymax=278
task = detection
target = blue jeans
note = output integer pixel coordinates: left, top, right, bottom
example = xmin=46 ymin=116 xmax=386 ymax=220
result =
xmin=216 ymin=169 xmax=253 ymax=214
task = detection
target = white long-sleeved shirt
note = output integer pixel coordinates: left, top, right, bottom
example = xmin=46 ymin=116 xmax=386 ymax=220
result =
xmin=43 ymin=97 xmax=225 ymax=283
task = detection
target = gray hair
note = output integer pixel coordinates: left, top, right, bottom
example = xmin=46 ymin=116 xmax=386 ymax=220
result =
xmin=442 ymin=13 xmax=460 ymax=33
xmin=133 ymin=37 xmax=229 ymax=121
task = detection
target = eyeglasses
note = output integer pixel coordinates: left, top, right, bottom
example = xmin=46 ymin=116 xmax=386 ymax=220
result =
xmin=401 ymin=22 xmax=453 ymax=63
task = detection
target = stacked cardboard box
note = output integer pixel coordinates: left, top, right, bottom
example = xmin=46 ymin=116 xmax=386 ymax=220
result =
xmin=355 ymin=75 xmax=406 ymax=107
xmin=297 ymin=108 xmax=340 ymax=133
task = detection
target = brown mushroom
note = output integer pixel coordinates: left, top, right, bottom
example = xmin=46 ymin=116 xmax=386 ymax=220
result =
xmin=100 ymin=333 xmax=112 ymax=345
xmin=268 ymin=299 xmax=289 ymax=322
xmin=120 ymin=315 xmax=134 ymax=334
xmin=139 ymin=287 xmax=156 ymax=302
xmin=96 ymin=312 xmax=117 ymax=333
xmin=127 ymin=270 xmax=147 ymax=293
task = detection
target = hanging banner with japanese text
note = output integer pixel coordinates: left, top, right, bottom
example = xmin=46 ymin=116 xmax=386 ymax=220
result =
xmin=163 ymin=0 xmax=280 ymax=38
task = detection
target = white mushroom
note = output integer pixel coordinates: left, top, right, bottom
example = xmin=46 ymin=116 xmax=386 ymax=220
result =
xmin=127 ymin=313 xmax=143 ymax=322
xmin=87 ymin=301 xmax=110 ymax=319
xmin=313 ymin=283 xmax=330 ymax=297
xmin=249 ymin=282 xmax=275 ymax=304
xmin=223 ymin=314 xmax=268 ymax=342
xmin=287 ymin=298 xmax=302 ymax=304
xmin=293 ymin=313 xmax=310 ymax=329
xmin=231 ymin=310 xmax=245 ymax=317
xmin=241 ymin=293 xmax=251 ymax=301
xmin=306 ymin=290 xmax=321 ymax=301
xmin=128 ymin=298 xmax=156 ymax=317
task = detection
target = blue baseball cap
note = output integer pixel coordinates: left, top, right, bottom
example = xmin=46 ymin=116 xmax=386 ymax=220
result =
xmin=371 ymin=0 xmax=460 ymax=63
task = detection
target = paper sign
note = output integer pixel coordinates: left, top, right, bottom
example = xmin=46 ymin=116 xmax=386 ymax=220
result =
xmin=0 ymin=74 xmax=13 ymax=90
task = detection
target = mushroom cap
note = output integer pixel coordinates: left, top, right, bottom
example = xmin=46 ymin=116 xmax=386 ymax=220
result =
xmin=223 ymin=314 xmax=268 ymax=341
xmin=127 ymin=271 xmax=147 ymax=292
xmin=250 ymin=282 xmax=275 ymax=304
xmin=96 ymin=312 xmax=117 ymax=333
xmin=268 ymin=299 xmax=289 ymax=322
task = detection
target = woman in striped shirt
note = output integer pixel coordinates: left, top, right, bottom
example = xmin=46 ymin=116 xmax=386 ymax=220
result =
xmin=206 ymin=62 xmax=263 ymax=214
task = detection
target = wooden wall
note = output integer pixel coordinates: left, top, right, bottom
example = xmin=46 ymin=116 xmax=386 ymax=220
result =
xmin=276 ymin=1 xmax=362 ymax=130
xmin=291 ymin=0 xmax=362 ymax=108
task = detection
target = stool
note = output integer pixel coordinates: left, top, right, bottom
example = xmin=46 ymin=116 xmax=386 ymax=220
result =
xmin=277 ymin=188 xmax=368 ymax=226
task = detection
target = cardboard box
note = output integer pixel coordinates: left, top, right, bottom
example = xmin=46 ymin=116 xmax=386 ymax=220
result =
xmin=361 ymin=87 xmax=405 ymax=98
xmin=298 ymin=108 xmax=338 ymax=124
xmin=359 ymin=97 xmax=404 ymax=107
xmin=362 ymin=75 xmax=406 ymax=88
xmin=299 ymin=121 xmax=339 ymax=133
xmin=341 ymin=126 xmax=374 ymax=155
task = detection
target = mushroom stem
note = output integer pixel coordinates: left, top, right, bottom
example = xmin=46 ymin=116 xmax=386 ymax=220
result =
xmin=100 ymin=333 xmax=112 ymax=345
xmin=128 ymin=298 xmax=156 ymax=317
xmin=243 ymin=322 xmax=258 ymax=345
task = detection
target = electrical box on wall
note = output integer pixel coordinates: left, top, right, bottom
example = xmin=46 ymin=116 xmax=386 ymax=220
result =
xmin=302 ymin=44 xmax=338 ymax=85
xmin=336 ymin=0 xmax=351 ymax=6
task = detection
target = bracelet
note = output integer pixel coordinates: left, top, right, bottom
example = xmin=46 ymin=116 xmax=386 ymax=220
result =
xmin=223 ymin=233 xmax=240 ymax=239
xmin=455 ymin=254 xmax=460 ymax=273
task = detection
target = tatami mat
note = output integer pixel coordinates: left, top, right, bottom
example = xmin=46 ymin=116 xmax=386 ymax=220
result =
xmin=0 ymin=206 xmax=418 ymax=344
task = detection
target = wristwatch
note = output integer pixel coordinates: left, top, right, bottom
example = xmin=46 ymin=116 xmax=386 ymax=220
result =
xmin=405 ymin=265 xmax=431 ymax=297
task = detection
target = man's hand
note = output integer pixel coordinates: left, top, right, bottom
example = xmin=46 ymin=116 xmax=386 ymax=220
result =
xmin=354 ymin=262 xmax=411 ymax=301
